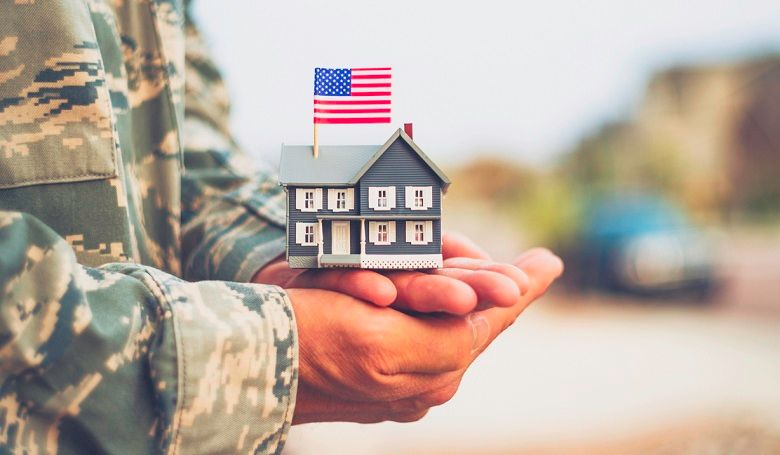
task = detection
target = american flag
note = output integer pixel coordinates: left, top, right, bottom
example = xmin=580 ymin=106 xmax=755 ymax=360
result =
xmin=313 ymin=67 xmax=392 ymax=124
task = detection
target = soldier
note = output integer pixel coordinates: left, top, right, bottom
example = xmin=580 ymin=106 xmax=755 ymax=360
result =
xmin=0 ymin=1 xmax=563 ymax=454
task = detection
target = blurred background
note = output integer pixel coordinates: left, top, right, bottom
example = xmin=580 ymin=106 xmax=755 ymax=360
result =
xmin=194 ymin=1 xmax=780 ymax=453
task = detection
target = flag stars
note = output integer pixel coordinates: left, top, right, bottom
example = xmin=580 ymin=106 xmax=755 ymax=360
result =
xmin=314 ymin=67 xmax=352 ymax=96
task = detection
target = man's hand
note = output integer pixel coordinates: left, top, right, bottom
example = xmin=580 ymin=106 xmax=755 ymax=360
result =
xmin=384 ymin=232 xmax=531 ymax=314
xmin=288 ymin=248 xmax=563 ymax=425
xmin=254 ymin=233 xmax=529 ymax=315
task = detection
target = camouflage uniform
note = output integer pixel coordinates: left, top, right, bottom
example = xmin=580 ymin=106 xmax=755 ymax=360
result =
xmin=0 ymin=1 xmax=296 ymax=453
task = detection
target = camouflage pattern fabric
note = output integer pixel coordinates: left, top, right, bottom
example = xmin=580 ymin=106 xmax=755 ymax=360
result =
xmin=0 ymin=1 xmax=296 ymax=453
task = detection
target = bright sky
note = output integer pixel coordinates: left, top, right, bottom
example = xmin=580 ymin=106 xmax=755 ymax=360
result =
xmin=193 ymin=0 xmax=780 ymax=167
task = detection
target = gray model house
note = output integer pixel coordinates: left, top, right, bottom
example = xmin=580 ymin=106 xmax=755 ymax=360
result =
xmin=278 ymin=128 xmax=450 ymax=269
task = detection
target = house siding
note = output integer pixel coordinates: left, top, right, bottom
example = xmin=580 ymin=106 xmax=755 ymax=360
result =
xmin=358 ymin=139 xmax=442 ymax=216
xmin=286 ymin=187 xmax=320 ymax=258
xmin=358 ymin=137 xmax=442 ymax=255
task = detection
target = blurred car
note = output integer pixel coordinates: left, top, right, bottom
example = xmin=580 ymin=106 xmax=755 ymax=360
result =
xmin=563 ymin=194 xmax=718 ymax=298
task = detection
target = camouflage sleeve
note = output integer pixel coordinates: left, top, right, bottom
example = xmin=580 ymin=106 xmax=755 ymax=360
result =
xmin=0 ymin=211 xmax=297 ymax=454
xmin=180 ymin=13 xmax=287 ymax=283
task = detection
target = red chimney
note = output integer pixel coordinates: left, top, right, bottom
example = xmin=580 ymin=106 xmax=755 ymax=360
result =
xmin=403 ymin=123 xmax=414 ymax=140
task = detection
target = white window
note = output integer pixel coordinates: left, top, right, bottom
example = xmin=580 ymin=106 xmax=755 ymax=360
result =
xmin=406 ymin=220 xmax=433 ymax=245
xmin=336 ymin=191 xmax=346 ymax=210
xmin=368 ymin=186 xmax=396 ymax=211
xmin=304 ymin=191 xmax=315 ymax=210
xmin=327 ymin=188 xmax=354 ymax=212
xmin=404 ymin=186 xmax=433 ymax=210
xmin=296 ymin=188 xmax=323 ymax=212
xmin=414 ymin=222 xmax=425 ymax=242
xmin=295 ymin=222 xmax=319 ymax=246
xmin=369 ymin=221 xmax=396 ymax=245
xmin=305 ymin=225 xmax=316 ymax=244
xmin=414 ymin=189 xmax=424 ymax=208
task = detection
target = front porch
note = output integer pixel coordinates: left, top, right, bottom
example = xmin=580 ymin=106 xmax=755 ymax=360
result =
xmin=312 ymin=214 xmax=442 ymax=269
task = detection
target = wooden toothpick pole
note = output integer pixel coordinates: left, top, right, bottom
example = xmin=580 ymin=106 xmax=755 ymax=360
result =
xmin=313 ymin=123 xmax=319 ymax=159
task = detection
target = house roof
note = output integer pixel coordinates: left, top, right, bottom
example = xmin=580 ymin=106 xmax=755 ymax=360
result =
xmin=278 ymin=129 xmax=451 ymax=191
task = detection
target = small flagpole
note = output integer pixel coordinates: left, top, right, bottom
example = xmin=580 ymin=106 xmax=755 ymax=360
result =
xmin=313 ymin=123 xmax=319 ymax=159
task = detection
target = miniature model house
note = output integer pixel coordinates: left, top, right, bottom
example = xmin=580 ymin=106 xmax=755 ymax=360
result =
xmin=278 ymin=128 xmax=450 ymax=269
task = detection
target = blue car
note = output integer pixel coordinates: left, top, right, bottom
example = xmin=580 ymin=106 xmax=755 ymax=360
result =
xmin=564 ymin=195 xmax=717 ymax=298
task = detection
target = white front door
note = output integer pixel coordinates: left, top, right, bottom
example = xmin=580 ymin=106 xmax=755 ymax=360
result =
xmin=332 ymin=221 xmax=350 ymax=255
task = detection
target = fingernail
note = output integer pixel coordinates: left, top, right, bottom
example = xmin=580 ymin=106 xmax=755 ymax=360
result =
xmin=467 ymin=314 xmax=490 ymax=354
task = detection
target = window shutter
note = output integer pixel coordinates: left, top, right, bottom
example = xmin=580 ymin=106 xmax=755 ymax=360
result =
xmin=295 ymin=189 xmax=305 ymax=211
xmin=295 ymin=223 xmax=305 ymax=245
xmin=405 ymin=186 xmax=414 ymax=209
xmin=368 ymin=187 xmax=378 ymax=209
xmin=368 ymin=221 xmax=379 ymax=244
xmin=327 ymin=189 xmax=336 ymax=211
xmin=389 ymin=221 xmax=396 ymax=243
xmin=387 ymin=186 xmax=396 ymax=209
xmin=346 ymin=188 xmax=355 ymax=210
xmin=406 ymin=221 xmax=414 ymax=242
xmin=314 ymin=188 xmax=323 ymax=210
xmin=424 ymin=221 xmax=433 ymax=243
xmin=423 ymin=187 xmax=433 ymax=209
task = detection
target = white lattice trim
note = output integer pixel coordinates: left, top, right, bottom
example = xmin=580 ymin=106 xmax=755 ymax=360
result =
xmin=360 ymin=254 xmax=442 ymax=270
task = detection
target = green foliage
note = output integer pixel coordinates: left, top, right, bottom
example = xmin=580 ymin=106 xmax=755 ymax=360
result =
xmin=447 ymin=158 xmax=582 ymax=246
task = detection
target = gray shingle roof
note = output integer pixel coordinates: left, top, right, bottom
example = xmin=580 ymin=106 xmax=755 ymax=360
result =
xmin=278 ymin=129 xmax=451 ymax=190
xmin=278 ymin=145 xmax=380 ymax=186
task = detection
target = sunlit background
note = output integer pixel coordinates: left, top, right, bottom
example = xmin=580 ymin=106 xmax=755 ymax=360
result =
xmin=194 ymin=1 xmax=780 ymax=453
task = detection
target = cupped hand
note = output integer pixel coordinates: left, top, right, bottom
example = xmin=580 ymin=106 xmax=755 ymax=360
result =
xmin=288 ymin=248 xmax=563 ymax=425
xmin=253 ymin=231 xmax=540 ymax=316
xmin=385 ymin=232 xmax=531 ymax=315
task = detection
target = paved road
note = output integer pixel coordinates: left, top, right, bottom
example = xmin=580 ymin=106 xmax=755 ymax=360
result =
xmin=285 ymin=294 xmax=780 ymax=454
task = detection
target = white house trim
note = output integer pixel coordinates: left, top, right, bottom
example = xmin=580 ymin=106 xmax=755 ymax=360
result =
xmin=406 ymin=220 xmax=432 ymax=245
xmin=360 ymin=254 xmax=443 ymax=269
xmin=328 ymin=188 xmax=354 ymax=212
xmin=405 ymin=186 xmax=433 ymax=210
xmin=295 ymin=222 xmax=319 ymax=246
xmin=296 ymin=188 xmax=322 ymax=212
xmin=368 ymin=221 xmax=396 ymax=245
xmin=368 ymin=186 xmax=395 ymax=211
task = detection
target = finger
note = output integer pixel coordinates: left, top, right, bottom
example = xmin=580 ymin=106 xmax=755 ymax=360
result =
xmin=392 ymin=252 xmax=563 ymax=373
xmin=467 ymin=251 xmax=565 ymax=358
xmin=290 ymin=269 xmax=397 ymax=306
xmin=441 ymin=258 xmax=531 ymax=296
xmin=433 ymin=268 xmax=520 ymax=309
xmin=514 ymin=249 xmax=564 ymax=301
xmin=514 ymin=247 xmax=559 ymax=268
xmin=386 ymin=271 xmax=478 ymax=315
xmin=442 ymin=232 xmax=491 ymax=260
